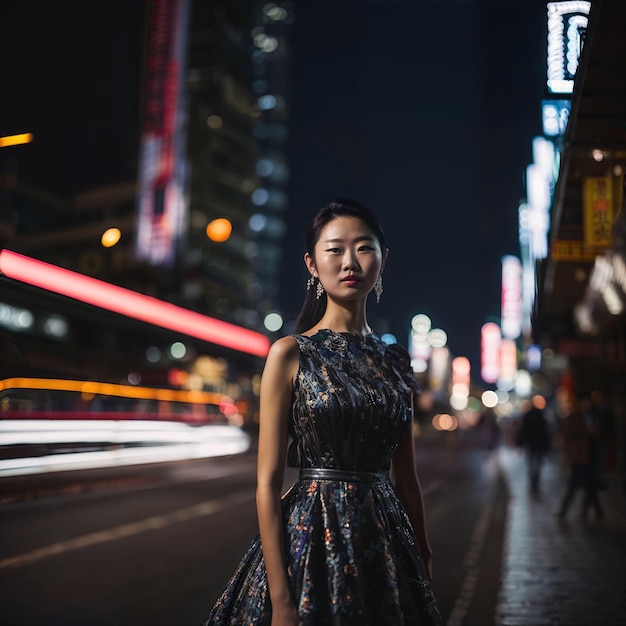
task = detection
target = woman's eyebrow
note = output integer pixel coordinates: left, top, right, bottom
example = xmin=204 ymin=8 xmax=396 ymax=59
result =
xmin=323 ymin=235 xmax=375 ymax=243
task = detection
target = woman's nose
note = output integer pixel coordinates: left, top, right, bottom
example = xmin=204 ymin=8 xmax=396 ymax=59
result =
xmin=343 ymin=251 xmax=360 ymax=270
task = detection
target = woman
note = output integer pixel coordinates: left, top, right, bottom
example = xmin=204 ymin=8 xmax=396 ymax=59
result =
xmin=205 ymin=198 xmax=442 ymax=625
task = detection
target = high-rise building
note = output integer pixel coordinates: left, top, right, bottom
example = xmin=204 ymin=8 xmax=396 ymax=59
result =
xmin=183 ymin=0 xmax=294 ymax=331
xmin=249 ymin=1 xmax=294 ymax=312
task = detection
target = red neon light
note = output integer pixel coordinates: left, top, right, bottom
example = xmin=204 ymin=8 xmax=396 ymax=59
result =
xmin=0 ymin=250 xmax=270 ymax=357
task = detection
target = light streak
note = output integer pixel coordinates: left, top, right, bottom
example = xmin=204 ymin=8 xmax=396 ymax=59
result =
xmin=0 ymin=249 xmax=270 ymax=357
xmin=0 ymin=421 xmax=252 ymax=478
xmin=0 ymin=132 xmax=34 ymax=148
xmin=0 ymin=377 xmax=225 ymax=405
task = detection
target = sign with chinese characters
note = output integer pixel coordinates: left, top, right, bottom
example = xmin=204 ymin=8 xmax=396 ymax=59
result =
xmin=551 ymin=239 xmax=597 ymax=261
xmin=583 ymin=177 xmax=614 ymax=248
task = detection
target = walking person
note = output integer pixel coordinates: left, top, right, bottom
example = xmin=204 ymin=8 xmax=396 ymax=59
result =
xmin=517 ymin=395 xmax=551 ymax=495
xmin=591 ymin=389 xmax=617 ymax=476
xmin=557 ymin=391 xmax=605 ymax=520
xmin=204 ymin=198 xmax=442 ymax=625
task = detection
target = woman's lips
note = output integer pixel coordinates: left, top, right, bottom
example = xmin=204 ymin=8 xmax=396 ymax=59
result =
xmin=341 ymin=277 xmax=360 ymax=286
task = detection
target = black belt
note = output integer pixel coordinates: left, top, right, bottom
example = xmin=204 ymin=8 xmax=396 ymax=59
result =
xmin=299 ymin=468 xmax=389 ymax=483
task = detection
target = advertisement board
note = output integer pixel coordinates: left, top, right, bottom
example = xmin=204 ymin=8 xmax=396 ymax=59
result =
xmin=136 ymin=0 xmax=190 ymax=267
xmin=546 ymin=1 xmax=591 ymax=95
xmin=583 ymin=176 xmax=614 ymax=249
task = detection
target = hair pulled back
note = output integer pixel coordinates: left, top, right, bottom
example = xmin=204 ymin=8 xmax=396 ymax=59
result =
xmin=294 ymin=198 xmax=387 ymax=334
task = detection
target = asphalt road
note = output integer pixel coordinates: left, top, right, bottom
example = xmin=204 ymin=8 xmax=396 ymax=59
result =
xmin=0 ymin=427 xmax=506 ymax=625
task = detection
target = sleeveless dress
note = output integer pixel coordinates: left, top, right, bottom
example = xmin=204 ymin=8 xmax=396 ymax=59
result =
xmin=204 ymin=329 xmax=442 ymax=625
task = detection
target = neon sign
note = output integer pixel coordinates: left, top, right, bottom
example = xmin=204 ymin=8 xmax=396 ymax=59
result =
xmin=547 ymin=1 xmax=591 ymax=94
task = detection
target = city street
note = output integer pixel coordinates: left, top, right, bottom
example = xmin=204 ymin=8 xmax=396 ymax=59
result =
xmin=2 ymin=3 xmax=626 ymax=625
xmin=0 ymin=430 xmax=505 ymax=625
xmin=2 ymin=428 xmax=625 ymax=626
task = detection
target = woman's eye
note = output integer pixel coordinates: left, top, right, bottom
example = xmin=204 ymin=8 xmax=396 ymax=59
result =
xmin=358 ymin=245 xmax=374 ymax=252
xmin=326 ymin=248 xmax=341 ymax=253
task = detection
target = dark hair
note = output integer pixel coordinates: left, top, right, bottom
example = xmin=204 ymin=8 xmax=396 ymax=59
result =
xmin=294 ymin=198 xmax=387 ymax=334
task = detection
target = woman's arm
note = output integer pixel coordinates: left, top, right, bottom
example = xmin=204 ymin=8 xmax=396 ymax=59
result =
xmin=256 ymin=336 xmax=300 ymax=622
xmin=391 ymin=393 xmax=434 ymax=581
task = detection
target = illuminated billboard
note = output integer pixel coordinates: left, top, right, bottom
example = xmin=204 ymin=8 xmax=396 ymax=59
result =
xmin=501 ymin=255 xmax=522 ymax=340
xmin=546 ymin=1 xmax=591 ymax=95
xmin=498 ymin=339 xmax=518 ymax=391
xmin=542 ymin=99 xmax=571 ymax=137
xmin=583 ymin=177 xmax=615 ymax=249
xmin=136 ymin=0 xmax=191 ymax=267
xmin=481 ymin=323 xmax=501 ymax=384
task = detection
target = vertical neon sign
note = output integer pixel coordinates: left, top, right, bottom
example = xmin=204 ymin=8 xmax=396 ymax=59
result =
xmin=481 ymin=322 xmax=501 ymax=384
xmin=546 ymin=1 xmax=591 ymax=94
xmin=136 ymin=0 xmax=190 ymax=266
xmin=501 ymin=255 xmax=522 ymax=340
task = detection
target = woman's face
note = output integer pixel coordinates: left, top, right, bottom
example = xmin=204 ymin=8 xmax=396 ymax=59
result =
xmin=305 ymin=216 xmax=385 ymax=302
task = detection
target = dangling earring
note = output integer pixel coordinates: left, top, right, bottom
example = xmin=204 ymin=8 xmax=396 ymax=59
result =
xmin=306 ymin=275 xmax=315 ymax=291
xmin=374 ymin=274 xmax=383 ymax=303
xmin=316 ymin=279 xmax=325 ymax=300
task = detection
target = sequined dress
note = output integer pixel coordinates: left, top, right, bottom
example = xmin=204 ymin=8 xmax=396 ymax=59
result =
xmin=204 ymin=329 xmax=442 ymax=625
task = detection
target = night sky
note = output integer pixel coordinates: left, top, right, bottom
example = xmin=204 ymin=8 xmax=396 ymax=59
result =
xmin=0 ymin=0 xmax=549 ymax=375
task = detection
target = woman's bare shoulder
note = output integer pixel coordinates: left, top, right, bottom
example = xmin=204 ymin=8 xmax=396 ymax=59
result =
xmin=266 ymin=335 xmax=300 ymax=364
xmin=262 ymin=335 xmax=300 ymax=385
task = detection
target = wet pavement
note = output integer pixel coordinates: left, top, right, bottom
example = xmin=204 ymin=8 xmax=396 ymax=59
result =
xmin=494 ymin=445 xmax=626 ymax=626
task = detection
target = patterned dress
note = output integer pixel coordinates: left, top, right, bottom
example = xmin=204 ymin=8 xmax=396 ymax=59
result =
xmin=204 ymin=329 xmax=442 ymax=625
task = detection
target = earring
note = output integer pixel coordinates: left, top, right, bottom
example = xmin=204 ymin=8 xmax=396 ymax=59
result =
xmin=316 ymin=279 xmax=325 ymax=299
xmin=374 ymin=274 xmax=383 ymax=303
xmin=306 ymin=275 xmax=315 ymax=291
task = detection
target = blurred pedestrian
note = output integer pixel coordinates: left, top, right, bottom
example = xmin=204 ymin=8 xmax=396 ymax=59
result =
xmin=557 ymin=391 xmax=605 ymax=520
xmin=517 ymin=395 xmax=551 ymax=495
xmin=591 ymin=389 xmax=617 ymax=476
xmin=204 ymin=199 xmax=442 ymax=625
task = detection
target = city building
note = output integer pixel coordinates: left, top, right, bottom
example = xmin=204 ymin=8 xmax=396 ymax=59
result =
xmin=0 ymin=1 xmax=294 ymax=416
xmin=532 ymin=0 xmax=625 ymax=478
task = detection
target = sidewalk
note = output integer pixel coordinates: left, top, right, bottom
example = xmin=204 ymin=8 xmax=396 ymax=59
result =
xmin=495 ymin=445 xmax=626 ymax=626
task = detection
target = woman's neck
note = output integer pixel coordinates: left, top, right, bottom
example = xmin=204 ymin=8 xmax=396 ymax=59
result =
xmin=314 ymin=306 xmax=370 ymax=337
xmin=312 ymin=315 xmax=372 ymax=337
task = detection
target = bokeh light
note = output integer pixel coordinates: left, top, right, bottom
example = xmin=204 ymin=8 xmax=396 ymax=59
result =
xmin=532 ymin=394 xmax=546 ymax=409
xmin=432 ymin=413 xmax=458 ymax=431
xmin=101 ymin=227 xmax=121 ymax=248
xmin=206 ymin=115 xmax=223 ymax=129
xmin=450 ymin=394 xmax=468 ymax=411
xmin=428 ymin=328 xmax=447 ymax=348
xmin=411 ymin=357 xmax=428 ymax=373
xmin=264 ymin=312 xmax=283 ymax=332
xmin=411 ymin=314 xmax=431 ymax=333
xmin=381 ymin=333 xmax=397 ymax=345
xmin=146 ymin=346 xmax=161 ymax=363
xmin=170 ymin=341 xmax=187 ymax=359
xmin=481 ymin=389 xmax=498 ymax=408
xmin=252 ymin=188 xmax=269 ymax=206
xmin=249 ymin=213 xmax=267 ymax=232
xmin=206 ymin=218 xmax=232 ymax=242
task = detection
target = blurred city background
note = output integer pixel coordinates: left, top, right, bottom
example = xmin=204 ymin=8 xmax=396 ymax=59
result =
xmin=1 ymin=1 xmax=625 ymax=625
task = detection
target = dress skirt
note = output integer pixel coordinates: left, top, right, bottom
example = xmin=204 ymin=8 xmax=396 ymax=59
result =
xmin=204 ymin=469 xmax=442 ymax=626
